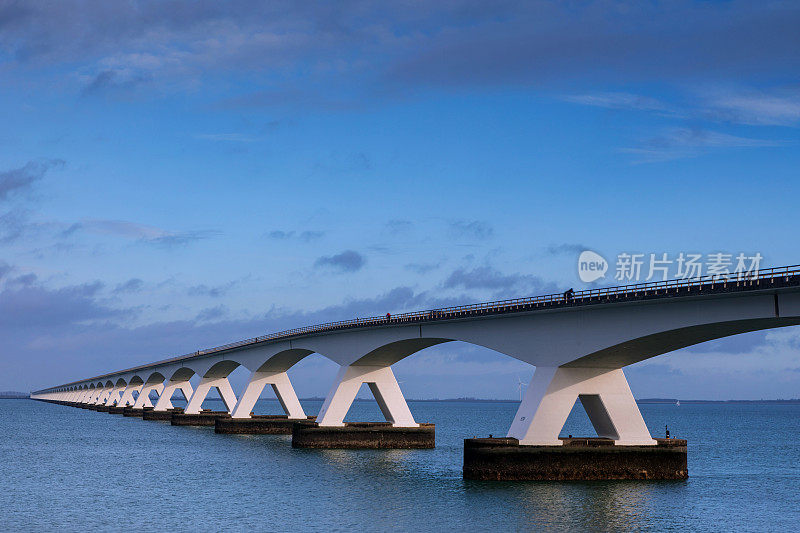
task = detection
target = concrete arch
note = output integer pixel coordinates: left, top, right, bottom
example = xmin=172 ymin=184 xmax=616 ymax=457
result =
xmin=142 ymin=371 xmax=166 ymax=385
xmin=166 ymin=367 xmax=196 ymax=382
xmin=203 ymin=360 xmax=241 ymax=378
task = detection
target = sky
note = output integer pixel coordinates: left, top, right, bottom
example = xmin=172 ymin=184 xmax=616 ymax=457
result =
xmin=1 ymin=0 xmax=799 ymax=400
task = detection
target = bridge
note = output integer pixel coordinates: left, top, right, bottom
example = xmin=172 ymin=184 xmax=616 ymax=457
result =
xmin=32 ymin=265 xmax=800 ymax=477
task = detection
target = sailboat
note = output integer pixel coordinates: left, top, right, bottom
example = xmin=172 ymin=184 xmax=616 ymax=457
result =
xmin=676 ymin=400 xmax=680 ymax=406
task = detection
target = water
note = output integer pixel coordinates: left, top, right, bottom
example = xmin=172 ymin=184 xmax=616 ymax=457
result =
xmin=2 ymin=399 xmax=799 ymax=531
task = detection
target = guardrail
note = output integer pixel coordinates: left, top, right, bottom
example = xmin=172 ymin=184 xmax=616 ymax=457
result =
xmin=38 ymin=264 xmax=800 ymax=390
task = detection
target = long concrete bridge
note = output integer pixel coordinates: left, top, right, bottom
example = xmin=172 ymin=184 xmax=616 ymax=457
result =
xmin=32 ymin=265 xmax=800 ymax=476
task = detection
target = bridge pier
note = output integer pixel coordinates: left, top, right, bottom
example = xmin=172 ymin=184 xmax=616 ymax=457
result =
xmin=215 ymin=370 xmax=311 ymax=434
xmin=183 ymin=376 xmax=237 ymax=415
xmin=132 ymin=382 xmax=163 ymax=410
xmin=507 ymin=366 xmax=656 ymax=446
xmin=169 ymin=376 xmax=237 ymax=425
xmin=117 ymin=383 xmax=143 ymax=408
xmin=463 ymin=366 xmax=672 ymax=480
xmin=292 ymin=365 xmax=435 ymax=448
xmin=463 ymin=437 xmax=688 ymax=481
xmin=153 ymin=380 xmax=193 ymax=411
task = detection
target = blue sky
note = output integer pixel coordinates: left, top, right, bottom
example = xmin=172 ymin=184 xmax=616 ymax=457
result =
xmin=1 ymin=0 xmax=799 ymax=399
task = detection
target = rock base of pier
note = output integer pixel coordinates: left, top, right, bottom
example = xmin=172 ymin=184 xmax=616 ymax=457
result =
xmin=107 ymin=406 xmax=126 ymax=414
xmin=291 ymin=422 xmax=435 ymax=449
xmin=122 ymin=407 xmax=152 ymax=417
xmin=463 ymin=437 xmax=688 ymax=481
xmin=95 ymin=405 xmax=110 ymax=412
xmin=142 ymin=408 xmax=183 ymax=421
xmin=215 ymin=415 xmax=316 ymax=434
xmin=171 ymin=410 xmax=230 ymax=426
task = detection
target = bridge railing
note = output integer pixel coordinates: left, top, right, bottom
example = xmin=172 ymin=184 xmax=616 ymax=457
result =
xmin=188 ymin=264 xmax=800 ymax=356
xmin=40 ymin=264 xmax=800 ymax=389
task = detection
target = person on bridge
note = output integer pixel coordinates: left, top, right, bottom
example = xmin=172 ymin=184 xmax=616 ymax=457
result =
xmin=564 ymin=288 xmax=575 ymax=302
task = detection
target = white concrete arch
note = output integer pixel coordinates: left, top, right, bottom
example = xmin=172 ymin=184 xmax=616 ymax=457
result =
xmin=181 ymin=360 xmax=241 ymax=414
xmin=131 ymin=371 xmax=167 ymax=409
xmin=150 ymin=367 xmax=193 ymax=411
xmin=105 ymin=377 xmax=128 ymax=406
xmin=117 ymin=375 xmax=145 ymax=408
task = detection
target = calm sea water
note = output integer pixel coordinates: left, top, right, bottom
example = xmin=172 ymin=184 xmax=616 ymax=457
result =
xmin=2 ymin=398 xmax=799 ymax=531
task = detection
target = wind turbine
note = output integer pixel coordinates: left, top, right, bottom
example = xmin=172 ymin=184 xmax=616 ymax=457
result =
xmin=516 ymin=375 xmax=527 ymax=402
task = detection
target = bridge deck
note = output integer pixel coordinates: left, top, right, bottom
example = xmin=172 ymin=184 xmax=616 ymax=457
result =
xmin=37 ymin=265 xmax=800 ymax=391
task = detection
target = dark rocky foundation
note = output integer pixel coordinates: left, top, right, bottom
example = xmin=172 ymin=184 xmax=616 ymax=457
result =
xmin=215 ymin=415 xmax=316 ymax=434
xmin=142 ymin=408 xmax=183 ymax=421
xmin=107 ymin=406 xmax=126 ymax=414
xmin=463 ymin=437 xmax=688 ymax=481
xmin=292 ymin=421 xmax=435 ymax=449
xmin=122 ymin=406 xmax=151 ymax=417
xmin=171 ymin=410 xmax=231 ymax=426
xmin=95 ymin=405 xmax=110 ymax=412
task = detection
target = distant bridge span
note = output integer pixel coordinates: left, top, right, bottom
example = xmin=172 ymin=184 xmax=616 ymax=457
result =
xmin=33 ymin=266 xmax=800 ymax=445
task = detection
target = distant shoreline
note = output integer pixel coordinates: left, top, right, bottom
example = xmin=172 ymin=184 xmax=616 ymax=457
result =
xmin=7 ymin=394 xmax=800 ymax=404
xmin=0 ymin=392 xmax=30 ymax=399
xmin=300 ymin=397 xmax=800 ymax=405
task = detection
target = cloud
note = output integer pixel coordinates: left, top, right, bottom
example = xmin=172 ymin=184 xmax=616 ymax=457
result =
xmin=69 ymin=219 xmax=217 ymax=247
xmin=0 ymin=1 xmax=795 ymax=113
xmin=702 ymin=90 xmax=800 ymax=126
xmin=405 ymin=262 xmax=439 ymax=275
xmin=443 ymin=265 xmax=557 ymax=296
xmin=561 ymin=93 xmax=669 ymax=113
xmin=389 ymin=2 xmax=800 ymax=88
xmin=449 ymin=220 xmax=493 ymax=240
xmin=188 ymin=281 xmax=238 ymax=298
xmin=113 ymin=278 xmax=143 ymax=294
xmin=81 ymin=69 xmax=151 ymax=96
xmin=0 ymin=160 xmax=63 ymax=201
xmin=196 ymin=305 xmax=227 ymax=322
xmin=314 ymin=250 xmax=366 ymax=272
xmin=0 ymin=280 xmax=124 ymax=328
xmin=299 ymin=231 xmax=324 ymax=242
xmin=546 ymin=243 xmax=588 ymax=256
xmin=0 ymin=209 xmax=30 ymax=243
xmin=563 ymin=88 xmax=800 ymax=127
xmin=8 ymin=273 xmax=37 ymax=288
xmin=385 ymin=219 xmax=413 ymax=235
xmin=195 ymin=133 xmax=262 ymax=142
xmin=0 ymin=261 xmax=12 ymax=280
xmin=622 ymin=128 xmax=789 ymax=163
xmin=267 ymin=230 xmax=324 ymax=242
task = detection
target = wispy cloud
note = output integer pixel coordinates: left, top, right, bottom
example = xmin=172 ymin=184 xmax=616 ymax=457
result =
xmin=385 ymin=219 xmax=413 ymax=236
xmin=113 ymin=278 xmax=143 ymax=294
xmin=622 ymin=128 xmax=788 ymax=163
xmin=443 ymin=265 xmax=557 ymax=296
xmin=546 ymin=243 xmax=588 ymax=256
xmin=314 ymin=250 xmax=366 ymax=273
xmin=187 ymin=280 xmax=239 ymax=298
xmin=0 ymin=160 xmax=64 ymax=202
xmin=267 ymin=230 xmax=325 ymax=242
xmin=81 ymin=69 xmax=151 ymax=96
xmin=702 ymin=90 xmax=800 ymax=126
xmin=405 ymin=262 xmax=439 ymax=275
xmin=561 ymin=92 xmax=669 ymax=113
xmin=195 ymin=133 xmax=263 ymax=142
xmin=449 ymin=220 xmax=493 ymax=240
xmin=68 ymin=219 xmax=218 ymax=247
xmin=196 ymin=305 xmax=227 ymax=322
